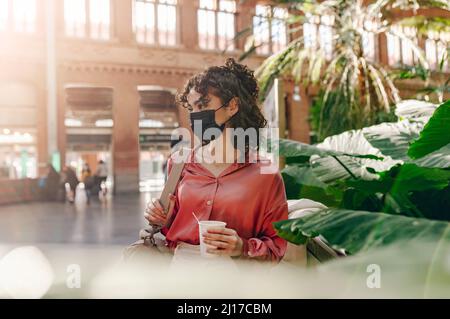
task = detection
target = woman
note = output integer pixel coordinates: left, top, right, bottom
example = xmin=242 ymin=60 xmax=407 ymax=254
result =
xmin=144 ymin=58 xmax=288 ymax=262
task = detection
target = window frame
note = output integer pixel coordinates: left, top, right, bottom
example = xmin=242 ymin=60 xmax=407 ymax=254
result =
xmin=361 ymin=19 xmax=379 ymax=62
xmin=0 ymin=0 xmax=38 ymax=34
xmin=387 ymin=24 xmax=419 ymax=67
xmin=302 ymin=13 xmax=334 ymax=60
xmin=63 ymin=0 xmax=114 ymax=41
xmin=197 ymin=0 xmax=237 ymax=52
xmin=133 ymin=0 xmax=180 ymax=47
xmin=425 ymin=30 xmax=449 ymax=72
xmin=252 ymin=4 xmax=289 ymax=56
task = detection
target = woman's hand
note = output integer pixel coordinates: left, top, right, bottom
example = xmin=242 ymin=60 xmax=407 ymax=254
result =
xmin=203 ymin=227 xmax=244 ymax=257
xmin=144 ymin=194 xmax=176 ymax=227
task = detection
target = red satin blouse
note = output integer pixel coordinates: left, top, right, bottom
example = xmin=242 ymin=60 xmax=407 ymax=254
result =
xmin=161 ymin=148 xmax=289 ymax=262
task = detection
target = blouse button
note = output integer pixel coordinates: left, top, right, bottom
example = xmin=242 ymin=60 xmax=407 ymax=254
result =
xmin=206 ymin=200 xmax=212 ymax=206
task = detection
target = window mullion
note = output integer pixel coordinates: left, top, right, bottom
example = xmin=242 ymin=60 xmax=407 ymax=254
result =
xmin=155 ymin=1 xmax=159 ymax=45
xmin=268 ymin=9 xmax=273 ymax=54
xmin=175 ymin=3 xmax=180 ymax=45
xmin=86 ymin=0 xmax=90 ymax=38
xmin=143 ymin=1 xmax=147 ymax=43
xmin=109 ymin=0 xmax=113 ymax=40
xmin=233 ymin=10 xmax=237 ymax=50
xmin=215 ymin=9 xmax=218 ymax=49
xmin=8 ymin=0 xmax=13 ymax=31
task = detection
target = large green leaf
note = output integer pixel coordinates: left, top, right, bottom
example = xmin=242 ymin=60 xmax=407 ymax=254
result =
xmin=277 ymin=138 xmax=382 ymax=160
xmin=314 ymin=118 xmax=450 ymax=169
xmin=310 ymin=155 xmax=380 ymax=183
xmin=274 ymin=208 xmax=450 ymax=254
xmin=408 ymin=100 xmax=450 ymax=159
xmin=281 ymin=164 xmax=341 ymax=206
xmin=363 ymin=120 xmax=450 ymax=168
xmin=394 ymin=99 xmax=437 ymax=120
xmin=316 ymin=126 xmax=401 ymax=171
xmin=345 ymin=164 xmax=450 ymax=219
xmin=363 ymin=120 xmax=424 ymax=161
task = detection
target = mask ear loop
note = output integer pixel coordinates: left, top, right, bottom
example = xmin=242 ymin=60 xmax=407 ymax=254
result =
xmin=215 ymin=97 xmax=239 ymax=129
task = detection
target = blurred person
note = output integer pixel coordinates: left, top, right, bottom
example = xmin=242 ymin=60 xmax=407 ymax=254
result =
xmin=144 ymin=58 xmax=288 ymax=262
xmin=81 ymin=162 xmax=91 ymax=180
xmin=81 ymin=163 xmax=94 ymax=204
xmin=0 ymin=162 xmax=9 ymax=179
xmin=94 ymin=160 xmax=108 ymax=197
xmin=42 ymin=163 xmax=60 ymax=201
xmin=61 ymin=166 xmax=79 ymax=204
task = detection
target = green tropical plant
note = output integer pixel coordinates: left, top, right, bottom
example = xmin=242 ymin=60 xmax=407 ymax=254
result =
xmin=408 ymin=99 xmax=450 ymax=158
xmin=244 ymin=0 xmax=450 ymax=141
xmin=274 ymin=208 xmax=450 ymax=252
xmin=274 ymin=99 xmax=450 ymax=256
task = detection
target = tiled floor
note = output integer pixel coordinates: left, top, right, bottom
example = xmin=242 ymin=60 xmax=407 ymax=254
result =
xmin=0 ymin=192 xmax=159 ymax=246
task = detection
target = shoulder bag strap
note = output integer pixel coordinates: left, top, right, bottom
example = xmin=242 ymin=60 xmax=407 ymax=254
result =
xmin=159 ymin=147 xmax=190 ymax=228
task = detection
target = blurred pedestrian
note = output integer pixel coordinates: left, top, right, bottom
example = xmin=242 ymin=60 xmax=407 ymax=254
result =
xmin=61 ymin=166 xmax=79 ymax=204
xmin=81 ymin=163 xmax=94 ymax=204
xmin=94 ymin=160 xmax=108 ymax=197
xmin=42 ymin=163 xmax=60 ymax=201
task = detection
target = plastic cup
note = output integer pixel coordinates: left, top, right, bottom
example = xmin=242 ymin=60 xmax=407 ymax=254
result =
xmin=198 ymin=220 xmax=227 ymax=257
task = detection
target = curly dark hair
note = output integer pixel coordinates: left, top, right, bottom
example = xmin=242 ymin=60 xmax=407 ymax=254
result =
xmin=176 ymin=58 xmax=267 ymax=151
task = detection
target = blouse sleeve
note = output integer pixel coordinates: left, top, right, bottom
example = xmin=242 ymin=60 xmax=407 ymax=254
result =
xmin=240 ymin=173 xmax=289 ymax=263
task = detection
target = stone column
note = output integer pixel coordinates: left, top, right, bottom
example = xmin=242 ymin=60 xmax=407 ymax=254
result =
xmin=112 ymin=83 xmax=140 ymax=194
xmin=56 ymin=85 xmax=66 ymax=171
xmin=378 ymin=33 xmax=389 ymax=66
xmin=45 ymin=0 xmax=59 ymax=167
xmin=36 ymin=82 xmax=48 ymax=175
xmin=286 ymin=81 xmax=311 ymax=143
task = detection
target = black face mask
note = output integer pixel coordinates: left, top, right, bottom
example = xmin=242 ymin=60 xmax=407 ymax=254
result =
xmin=190 ymin=103 xmax=229 ymax=145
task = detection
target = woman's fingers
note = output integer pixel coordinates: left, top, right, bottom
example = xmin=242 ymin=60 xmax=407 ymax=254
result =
xmin=144 ymin=197 xmax=174 ymax=227
xmin=207 ymin=247 xmax=232 ymax=255
xmin=145 ymin=213 xmax=166 ymax=226
xmin=203 ymin=239 xmax=229 ymax=249
xmin=204 ymin=243 xmax=228 ymax=253
xmin=148 ymin=200 xmax=164 ymax=214
xmin=203 ymin=233 xmax=230 ymax=243
xmin=146 ymin=200 xmax=165 ymax=218
xmin=203 ymin=228 xmax=236 ymax=242
xmin=153 ymin=199 xmax=164 ymax=211
xmin=167 ymin=194 xmax=176 ymax=217
xmin=206 ymin=227 xmax=236 ymax=236
xmin=145 ymin=209 xmax=165 ymax=222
